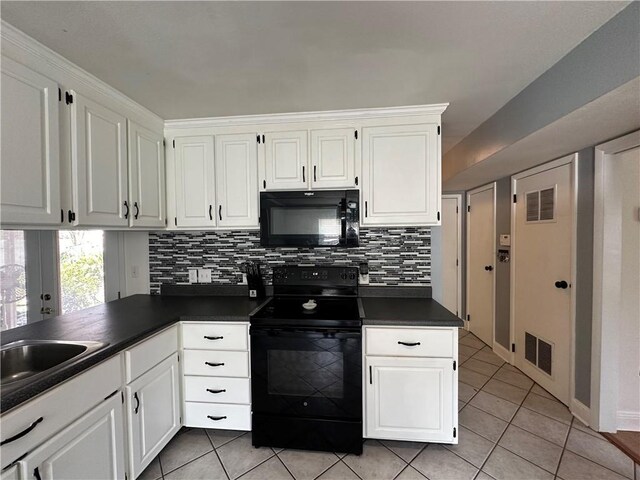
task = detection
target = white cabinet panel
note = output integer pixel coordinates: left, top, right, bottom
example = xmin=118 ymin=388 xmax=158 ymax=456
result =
xmin=124 ymin=325 xmax=178 ymax=383
xmin=182 ymin=350 xmax=249 ymax=377
xmin=184 ymin=402 xmax=251 ymax=431
xmin=366 ymin=356 xmax=454 ymax=443
xmin=71 ymin=91 xmax=128 ymax=227
xmin=174 ymin=136 xmax=215 ymax=227
xmin=264 ymin=130 xmax=308 ymax=190
xmin=181 ymin=322 xmax=248 ymax=351
xmin=366 ymin=327 xmax=455 ymax=358
xmin=0 ymin=465 xmax=18 ymax=480
xmin=310 ymin=128 xmax=356 ymax=189
xmin=183 ymin=376 xmax=251 ymax=404
xmin=0 ymin=57 xmax=60 ymax=225
xmin=215 ymin=133 xmax=259 ymax=228
xmin=128 ymin=121 xmax=165 ymax=228
xmin=126 ymin=353 xmax=180 ymax=479
xmin=20 ymin=395 xmax=125 ymax=480
xmin=362 ymin=124 xmax=439 ymax=226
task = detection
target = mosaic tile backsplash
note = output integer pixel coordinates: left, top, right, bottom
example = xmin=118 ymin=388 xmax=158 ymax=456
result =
xmin=149 ymin=228 xmax=431 ymax=294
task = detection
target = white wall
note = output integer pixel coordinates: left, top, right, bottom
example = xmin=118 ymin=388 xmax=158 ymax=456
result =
xmin=104 ymin=231 xmax=150 ymax=300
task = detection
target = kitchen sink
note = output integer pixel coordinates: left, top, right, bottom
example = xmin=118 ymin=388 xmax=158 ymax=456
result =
xmin=0 ymin=340 xmax=107 ymax=390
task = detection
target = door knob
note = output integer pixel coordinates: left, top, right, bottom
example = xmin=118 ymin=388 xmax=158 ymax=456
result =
xmin=555 ymin=280 xmax=568 ymax=289
xmin=484 ymin=265 xmax=493 ymax=271
xmin=40 ymin=307 xmax=55 ymax=315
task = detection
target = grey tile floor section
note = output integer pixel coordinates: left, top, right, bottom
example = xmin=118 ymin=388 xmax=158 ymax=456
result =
xmin=141 ymin=330 xmax=640 ymax=480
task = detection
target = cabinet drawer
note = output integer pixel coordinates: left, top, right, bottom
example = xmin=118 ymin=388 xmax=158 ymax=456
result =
xmin=184 ymin=376 xmax=250 ymax=404
xmin=181 ymin=323 xmax=248 ymax=351
xmin=366 ymin=327 xmax=455 ymax=358
xmin=125 ymin=325 xmax=178 ymax=383
xmin=0 ymin=355 xmax=122 ymax=470
xmin=184 ymin=402 xmax=250 ymax=431
xmin=182 ymin=350 xmax=249 ymax=377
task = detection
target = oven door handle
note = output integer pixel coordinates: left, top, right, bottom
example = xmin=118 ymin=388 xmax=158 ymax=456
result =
xmin=250 ymin=326 xmax=361 ymax=337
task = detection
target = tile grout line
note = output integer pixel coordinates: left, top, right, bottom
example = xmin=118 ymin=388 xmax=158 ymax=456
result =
xmin=272 ymin=452 xmax=297 ymax=480
xmin=472 ymin=381 xmax=536 ymax=478
xmin=205 ymin=430 xmax=233 ymax=480
xmin=554 ymin=416 xmax=574 ymax=480
xmin=306 ymin=453 xmax=341 ymax=480
xmin=377 ymin=438 xmax=426 ymax=469
xmin=340 ymin=458 xmax=365 ymax=480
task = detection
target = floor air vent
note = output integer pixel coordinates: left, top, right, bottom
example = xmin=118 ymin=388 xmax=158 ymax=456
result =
xmin=524 ymin=332 xmax=553 ymax=376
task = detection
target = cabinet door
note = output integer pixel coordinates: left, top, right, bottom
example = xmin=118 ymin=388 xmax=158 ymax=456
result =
xmin=126 ymin=353 xmax=180 ymax=479
xmin=1 ymin=57 xmax=60 ymax=226
xmin=362 ymin=124 xmax=439 ymax=226
xmin=366 ymin=356 xmax=454 ymax=442
xmin=128 ymin=121 xmax=165 ymax=228
xmin=20 ymin=394 xmax=125 ymax=480
xmin=263 ymin=130 xmax=308 ymax=190
xmin=174 ymin=136 xmax=215 ymax=227
xmin=0 ymin=465 xmax=19 ymax=480
xmin=71 ymin=91 xmax=128 ymax=227
xmin=215 ymin=133 xmax=259 ymax=228
xmin=310 ymin=128 xmax=356 ymax=189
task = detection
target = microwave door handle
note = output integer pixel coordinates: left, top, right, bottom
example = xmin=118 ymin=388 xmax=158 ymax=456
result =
xmin=341 ymin=199 xmax=347 ymax=245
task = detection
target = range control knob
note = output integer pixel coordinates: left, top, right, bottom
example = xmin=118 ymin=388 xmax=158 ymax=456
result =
xmin=349 ymin=273 xmax=357 ymax=280
xmin=340 ymin=273 xmax=348 ymax=280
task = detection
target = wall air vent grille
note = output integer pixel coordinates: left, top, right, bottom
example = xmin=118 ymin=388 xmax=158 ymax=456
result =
xmin=526 ymin=192 xmax=539 ymax=222
xmin=524 ymin=331 xmax=553 ymax=377
xmin=525 ymin=186 xmax=556 ymax=223
xmin=539 ymin=188 xmax=555 ymax=221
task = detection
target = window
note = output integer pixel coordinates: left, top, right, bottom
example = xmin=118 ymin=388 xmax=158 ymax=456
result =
xmin=0 ymin=230 xmax=27 ymax=331
xmin=0 ymin=230 xmax=107 ymax=331
xmin=58 ymin=230 xmax=105 ymax=314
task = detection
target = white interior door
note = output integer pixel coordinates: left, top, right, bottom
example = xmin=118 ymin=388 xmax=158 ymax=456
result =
xmin=614 ymin=146 xmax=640 ymax=428
xmin=440 ymin=196 xmax=461 ymax=316
xmin=466 ymin=184 xmax=495 ymax=346
xmin=513 ymin=159 xmax=573 ymax=404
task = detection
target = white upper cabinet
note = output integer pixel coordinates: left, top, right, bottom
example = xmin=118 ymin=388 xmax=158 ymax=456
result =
xmin=128 ymin=121 xmax=165 ymax=228
xmin=362 ymin=124 xmax=440 ymax=226
xmin=215 ymin=133 xmax=259 ymax=228
xmin=310 ymin=128 xmax=357 ymax=189
xmin=263 ymin=130 xmax=309 ymax=190
xmin=0 ymin=57 xmax=61 ymax=226
xmin=174 ymin=136 xmax=216 ymax=228
xmin=71 ymin=91 xmax=128 ymax=227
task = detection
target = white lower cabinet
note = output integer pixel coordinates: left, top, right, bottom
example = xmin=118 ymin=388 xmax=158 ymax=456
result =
xmin=126 ymin=353 xmax=180 ymax=479
xmin=364 ymin=326 xmax=458 ymax=444
xmin=19 ymin=394 xmax=125 ymax=480
xmin=181 ymin=322 xmax=251 ymax=432
xmin=366 ymin=356 xmax=455 ymax=442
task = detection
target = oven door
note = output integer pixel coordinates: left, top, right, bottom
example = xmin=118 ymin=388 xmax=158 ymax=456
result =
xmin=250 ymin=326 xmax=362 ymax=420
xmin=259 ymin=190 xmax=358 ymax=247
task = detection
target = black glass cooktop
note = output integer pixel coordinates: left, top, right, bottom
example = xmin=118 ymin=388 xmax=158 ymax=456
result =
xmin=250 ymin=296 xmax=361 ymax=328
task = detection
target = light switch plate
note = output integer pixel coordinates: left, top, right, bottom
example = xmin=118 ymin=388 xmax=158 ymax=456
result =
xmin=500 ymin=234 xmax=511 ymax=247
xmin=188 ymin=269 xmax=198 ymax=284
xmin=198 ymin=268 xmax=212 ymax=283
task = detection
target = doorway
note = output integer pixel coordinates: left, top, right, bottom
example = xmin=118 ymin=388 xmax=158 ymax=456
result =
xmin=439 ymin=195 xmax=462 ymax=317
xmin=511 ymin=155 xmax=576 ymax=405
xmin=466 ymin=183 xmax=496 ymax=346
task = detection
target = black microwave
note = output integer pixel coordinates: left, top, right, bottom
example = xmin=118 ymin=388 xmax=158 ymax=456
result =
xmin=259 ymin=190 xmax=359 ymax=247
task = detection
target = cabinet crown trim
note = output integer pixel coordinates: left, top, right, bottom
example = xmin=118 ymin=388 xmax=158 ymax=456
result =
xmin=164 ymin=104 xmax=449 ymax=130
xmin=1 ymin=20 xmax=164 ymax=130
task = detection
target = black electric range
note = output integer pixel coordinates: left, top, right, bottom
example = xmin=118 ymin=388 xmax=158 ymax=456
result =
xmin=249 ymin=266 xmax=363 ymax=454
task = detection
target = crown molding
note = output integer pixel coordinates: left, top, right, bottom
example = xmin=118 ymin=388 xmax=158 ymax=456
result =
xmin=1 ymin=20 xmax=164 ymax=129
xmin=164 ymin=103 xmax=449 ymax=130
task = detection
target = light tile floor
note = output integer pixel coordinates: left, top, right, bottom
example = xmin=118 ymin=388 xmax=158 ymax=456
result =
xmin=141 ymin=330 xmax=640 ymax=480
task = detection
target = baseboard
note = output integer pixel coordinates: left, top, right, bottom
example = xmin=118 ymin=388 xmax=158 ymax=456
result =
xmin=617 ymin=411 xmax=640 ymax=431
xmin=570 ymin=398 xmax=592 ymax=427
xmin=493 ymin=341 xmax=512 ymax=364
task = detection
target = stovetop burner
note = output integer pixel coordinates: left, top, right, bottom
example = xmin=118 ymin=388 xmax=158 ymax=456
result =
xmin=250 ymin=266 xmax=361 ymax=329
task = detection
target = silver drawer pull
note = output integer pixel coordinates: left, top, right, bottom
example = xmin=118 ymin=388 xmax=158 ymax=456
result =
xmin=0 ymin=417 xmax=43 ymax=446
xmin=206 ymin=389 xmax=227 ymax=394
xmin=398 ymin=341 xmax=421 ymax=347
xmin=207 ymin=415 xmax=227 ymax=421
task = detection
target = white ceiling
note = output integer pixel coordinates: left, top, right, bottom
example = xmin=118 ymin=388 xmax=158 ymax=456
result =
xmin=0 ymin=1 xmax=628 ymax=153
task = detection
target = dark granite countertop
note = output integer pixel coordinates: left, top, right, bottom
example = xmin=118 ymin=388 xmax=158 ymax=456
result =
xmin=0 ymin=294 xmax=265 ymax=413
xmin=1 ymin=289 xmax=461 ymax=413
xmin=360 ymin=297 xmax=464 ymax=327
